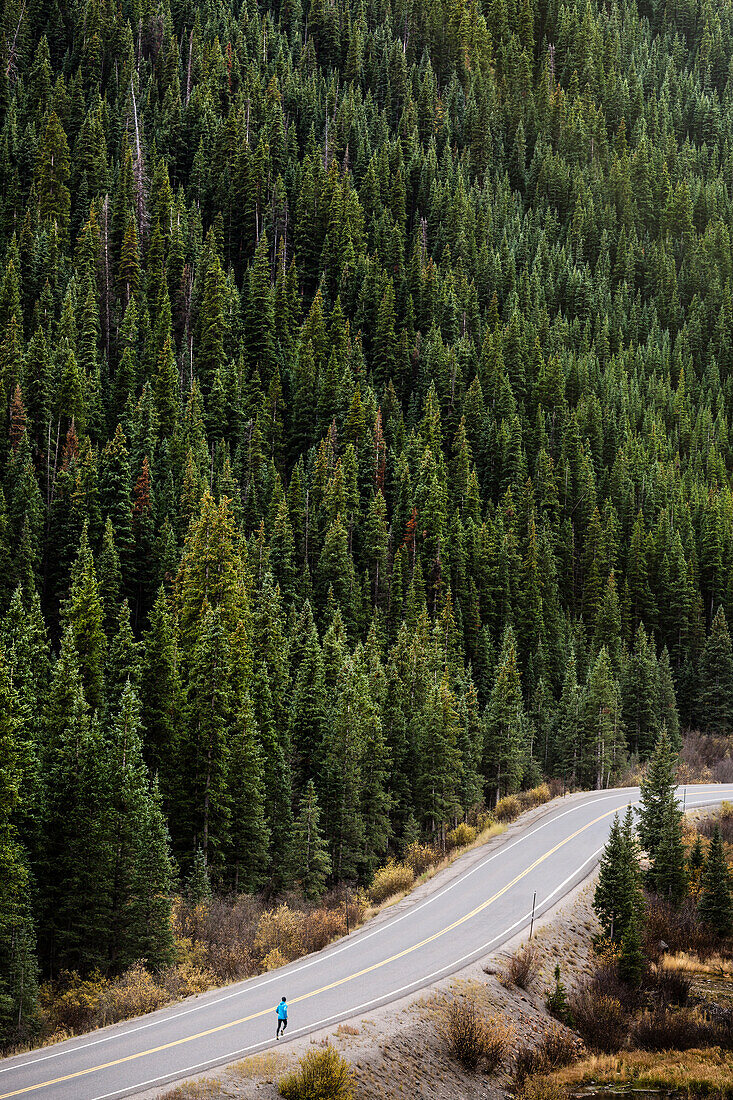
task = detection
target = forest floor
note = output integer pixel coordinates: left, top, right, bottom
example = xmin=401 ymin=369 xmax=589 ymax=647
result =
xmin=149 ymin=868 xmax=600 ymax=1100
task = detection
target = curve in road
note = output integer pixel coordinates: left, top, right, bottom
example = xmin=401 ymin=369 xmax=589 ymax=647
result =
xmin=1 ymin=784 xmax=732 ymax=1100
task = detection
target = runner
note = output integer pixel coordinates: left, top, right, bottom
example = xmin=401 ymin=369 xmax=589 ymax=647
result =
xmin=276 ymin=996 xmax=288 ymax=1039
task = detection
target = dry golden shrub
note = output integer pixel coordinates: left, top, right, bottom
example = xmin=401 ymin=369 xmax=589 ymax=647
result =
xmin=495 ymin=795 xmax=521 ymax=821
xmin=447 ymin=822 xmax=477 ymax=849
xmin=278 ymin=1046 xmax=355 ymax=1099
xmin=404 ymin=842 xmax=439 ymax=876
xmin=262 ymin=948 xmax=288 ymax=972
xmin=300 ymin=908 xmax=347 ymax=954
xmin=442 ymin=996 xmax=513 ymax=1073
xmin=367 ymin=861 xmax=415 ymax=904
xmin=254 ymin=906 xmax=305 ymax=964
xmin=97 ymin=963 xmax=169 ymax=1025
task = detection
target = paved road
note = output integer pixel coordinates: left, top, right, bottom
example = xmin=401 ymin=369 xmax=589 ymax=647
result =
xmin=2 ymin=783 xmax=732 ymax=1100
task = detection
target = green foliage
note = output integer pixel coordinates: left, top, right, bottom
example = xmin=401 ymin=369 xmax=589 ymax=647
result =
xmin=594 ymin=806 xmax=643 ymax=943
xmin=638 ymin=728 xmax=680 ymax=866
xmin=697 ymin=826 xmax=733 ymax=937
xmin=2 ymin=0 xmax=733 ymax=1007
xmin=291 ymin=780 xmax=331 ymax=901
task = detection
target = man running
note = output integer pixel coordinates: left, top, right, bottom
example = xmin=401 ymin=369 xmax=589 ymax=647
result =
xmin=276 ymin=996 xmax=288 ymax=1039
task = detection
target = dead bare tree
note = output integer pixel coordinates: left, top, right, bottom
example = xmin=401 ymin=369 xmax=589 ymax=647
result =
xmin=4 ymin=0 xmax=26 ymax=84
xmin=130 ymin=78 xmax=148 ymax=241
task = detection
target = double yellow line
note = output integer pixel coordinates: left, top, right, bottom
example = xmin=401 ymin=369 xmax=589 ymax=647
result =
xmin=0 ymin=805 xmax=618 ymax=1098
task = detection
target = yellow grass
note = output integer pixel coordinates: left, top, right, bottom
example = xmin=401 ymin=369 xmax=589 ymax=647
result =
xmin=660 ymin=952 xmax=733 ymax=978
xmin=545 ymin=1048 xmax=733 ymax=1097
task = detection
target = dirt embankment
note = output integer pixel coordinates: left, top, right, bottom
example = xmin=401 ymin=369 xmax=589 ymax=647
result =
xmin=150 ymin=875 xmax=600 ymax=1100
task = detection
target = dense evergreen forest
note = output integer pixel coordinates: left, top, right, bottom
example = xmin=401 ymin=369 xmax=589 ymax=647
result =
xmin=3 ymin=0 xmax=733 ymax=1046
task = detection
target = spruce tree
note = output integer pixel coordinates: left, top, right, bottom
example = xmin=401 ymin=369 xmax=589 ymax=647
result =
xmin=62 ymin=523 xmax=107 ymax=714
xmin=637 ymin=726 xmax=680 ymax=865
xmin=594 ymin=807 xmax=643 ymax=942
xmin=698 ymin=825 xmax=733 ymax=937
xmin=291 ymin=780 xmax=331 ymax=901
xmin=648 ymin=798 xmax=687 ymax=904
xmin=484 ymin=626 xmax=527 ymax=803
xmin=698 ymin=607 xmax=733 ymax=736
xmin=227 ymin=694 xmax=270 ymax=893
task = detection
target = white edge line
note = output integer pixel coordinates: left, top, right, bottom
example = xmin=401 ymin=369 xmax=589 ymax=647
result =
xmin=3 ymin=787 xmax=730 ymax=1097
xmin=0 ymin=789 xmax=634 ymax=1075
xmin=89 ymin=841 xmax=609 ymax=1100
xmin=87 ymin=790 xmax=731 ymax=1100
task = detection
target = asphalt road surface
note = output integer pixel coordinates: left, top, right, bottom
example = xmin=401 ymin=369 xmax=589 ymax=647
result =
xmin=2 ymin=783 xmax=732 ymax=1100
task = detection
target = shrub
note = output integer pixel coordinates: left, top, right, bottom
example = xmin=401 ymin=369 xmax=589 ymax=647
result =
xmin=447 ymin=822 xmax=477 ymax=850
xmin=652 ymin=965 xmax=691 ymax=1007
xmin=278 ymin=1045 xmax=355 ymax=1100
xmin=96 ymin=963 xmax=169 ymax=1025
xmin=39 ymin=971 xmax=110 ymax=1034
xmin=720 ymin=800 xmax=733 ymax=820
xmin=482 ymin=1016 xmax=513 ymax=1073
xmin=514 ymin=1026 xmax=581 ymax=1086
xmin=300 ymin=909 xmax=347 ymax=954
xmin=262 ymin=948 xmax=288 ymax=972
xmin=495 ymin=795 xmax=521 ymax=822
xmin=567 ymin=988 xmax=627 ymax=1053
xmin=159 ymin=959 xmax=216 ymax=999
xmin=367 ymin=861 xmax=414 ymax=904
xmin=643 ymin=898 xmax=719 ymax=960
xmin=443 ymin=998 xmax=486 ymax=1071
xmin=254 ymin=906 xmax=304 ymax=964
xmin=503 ymin=944 xmax=539 ymax=990
xmin=519 ymin=783 xmax=551 ymax=810
xmin=442 ymin=997 xmax=512 ymax=1073
xmin=473 ymin=810 xmax=496 ymax=833
xmin=631 ymin=1006 xmax=733 ymax=1051
xmin=632 ymin=1008 xmax=710 ymax=1051
xmin=516 ymin=1079 xmax=568 ymax=1100
xmin=404 ymin=843 xmax=439 ymax=876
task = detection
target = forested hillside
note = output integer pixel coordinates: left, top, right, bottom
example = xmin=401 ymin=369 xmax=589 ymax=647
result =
xmin=2 ymin=0 xmax=733 ymax=1046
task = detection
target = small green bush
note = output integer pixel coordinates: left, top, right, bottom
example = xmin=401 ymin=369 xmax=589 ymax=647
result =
xmin=367 ymin=860 xmax=414 ymax=904
xmin=279 ymin=1046 xmax=355 ymax=1099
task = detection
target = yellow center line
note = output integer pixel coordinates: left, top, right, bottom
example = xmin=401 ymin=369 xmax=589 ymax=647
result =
xmin=0 ymin=805 xmax=619 ymax=1099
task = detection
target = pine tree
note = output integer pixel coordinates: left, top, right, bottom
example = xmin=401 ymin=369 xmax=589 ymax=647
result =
xmin=688 ymin=833 xmax=705 ymax=898
xmin=177 ymin=606 xmax=233 ymax=872
xmin=36 ymin=112 xmax=71 ymax=232
xmin=593 ymin=807 xmax=642 ymax=942
xmin=698 ymin=607 xmax=733 ymax=736
xmin=697 ymin=825 xmax=733 ymax=936
xmin=618 ymin=916 xmax=645 ymax=988
xmin=140 ymin=588 xmax=183 ymax=801
xmin=252 ymin=660 xmax=293 ymax=889
xmin=637 ymin=727 xmax=680 ymax=865
xmin=227 ymin=694 xmax=270 ymax=893
xmin=62 ymin=524 xmax=107 ymax=713
xmin=186 ymin=847 xmax=212 ymax=903
xmin=648 ymin=798 xmax=687 ymax=904
xmin=484 ymin=626 xmax=527 ymax=803
xmin=0 ymin=642 xmax=38 ymax=1041
xmin=107 ymin=682 xmax=174 ymax=971
xmin=291 ymin=780 xmax=331 ymax=900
